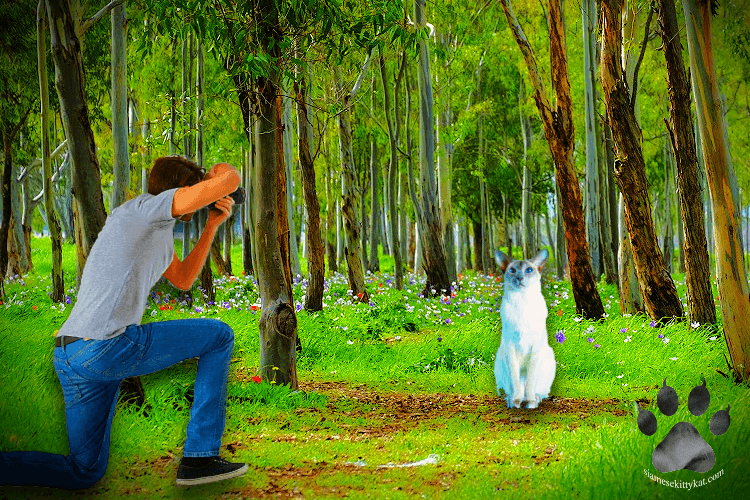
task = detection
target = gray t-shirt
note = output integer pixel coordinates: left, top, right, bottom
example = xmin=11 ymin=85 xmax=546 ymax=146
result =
xmin=58 ymin=188 xmax=178 ymax=341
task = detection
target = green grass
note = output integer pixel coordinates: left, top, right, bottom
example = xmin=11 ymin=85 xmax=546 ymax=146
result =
xmin=1 ymin=237 xmax=749 ymax=499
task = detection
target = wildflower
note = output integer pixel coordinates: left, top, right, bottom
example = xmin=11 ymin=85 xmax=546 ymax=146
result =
xmin=709 ymin=336 xmax=717 ymax=341
xmin=586 ymin=325 xmax=596 ymax=334
xmin=658 ymin=333 xmax=664 ymax=339
xmin=587 ymin=337 xmax=594 ymax=343
xmin=620 ymin=328 xmax=628 ymax=333
xmin=32 ymin=305 xmax=38 ymax=311
xmin=194 ymin=306 xmax=203 ymax=314
xmin=649 ymin=320 xmax=657 ymax=328
xmin=296 ymin=303 xmax=303 ymax=312
xmin=691 ymin=321 xmax=700 ymax=329
xmin=594 ymin=344 xmax=601 ymax=348
xmin=555 ymin=330 xmax=566 ymax=344
xmin=347 ymin=340 xmax=354 ymax=345
xmin=624 ymin=335 xmax=632 ymax=343
xmin=573 ymin=317 xmax=583 ymax=323
xmin=251 ymin=375 xmax=262 ymax=384
xmin=616 ymin=374 xmax=624 ymax=379
xmin=670 ymin=357 xmax=678 ymax=361
xmin=65 ymin=296 xmax=71 ymax=304
xmin=445 ymin=318 xmax=452 ymax=325
xmin=662 ymin=337 xmax=670 ymax=344
xmin=437 ymin=337 xmax=442 ymax=342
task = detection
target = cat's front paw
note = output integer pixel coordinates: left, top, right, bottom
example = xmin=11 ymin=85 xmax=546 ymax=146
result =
xmin=526 ymin=395 xmax=542 ymax=409
xmin=506 ymin=396 xmax=523 ymax=409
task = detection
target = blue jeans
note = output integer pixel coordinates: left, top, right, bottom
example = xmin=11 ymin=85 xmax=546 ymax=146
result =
xmin=0 ymin=318 xmax=234 ymax=490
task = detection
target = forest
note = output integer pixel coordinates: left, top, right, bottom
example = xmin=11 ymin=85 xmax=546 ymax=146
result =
xmin=1 ymin=0 xmax=750 ymax=498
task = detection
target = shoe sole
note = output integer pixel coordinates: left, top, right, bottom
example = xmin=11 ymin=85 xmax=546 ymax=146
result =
xmin=176 ymin=463 xmax=249 ymax=486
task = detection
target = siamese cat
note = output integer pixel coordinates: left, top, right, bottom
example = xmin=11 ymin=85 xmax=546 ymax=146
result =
xmin=494 ymin=249 xmax=556 ymax=409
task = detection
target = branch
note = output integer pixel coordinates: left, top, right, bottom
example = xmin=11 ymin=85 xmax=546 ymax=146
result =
xmin=17 ymin=139 xmax=68 ymax=183
xmin=350 ymin=49 xmax=373 ymax=99
xmin=80 ymin=0 xmax=126 ymax=35
xmin=631 ymin=1 xmax=655 ymax=111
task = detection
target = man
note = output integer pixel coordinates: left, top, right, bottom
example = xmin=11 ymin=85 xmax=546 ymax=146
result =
xmin=1 ymin=156 xmax=247 ymax=488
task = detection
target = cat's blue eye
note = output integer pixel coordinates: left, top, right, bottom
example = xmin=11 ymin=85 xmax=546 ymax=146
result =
xmin=509 ymin=267 xmax=516 ymax=273
xmin=525 ymin=267 xmax=532 ymax=274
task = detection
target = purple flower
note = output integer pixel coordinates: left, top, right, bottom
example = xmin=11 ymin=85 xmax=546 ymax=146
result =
xmin=296 ymin=303 xmax=303 ymax=312
xmin=194 ymin=306 xmax=203 ymax=314
xmin=649 ymin=320 xmax=657 ymax=328
xmin=587 ymin=337 xmax=594 ymax=343
xmin=65 ymin=295 xmax=71 ymax=304
xmin=437 ymin=337 xmax=442 ymax=342
xmin=620 ymin=328 xmax=629 ymax=333
xmin=658 ymin=333 xmax=664 ymax=339
xmin=445 ymin=318 xmax=452 ymax=325
xmin=594 ymin=344 xmax=601 ymax=348
xmin=555 ymin=330 xmax=566 ymax=344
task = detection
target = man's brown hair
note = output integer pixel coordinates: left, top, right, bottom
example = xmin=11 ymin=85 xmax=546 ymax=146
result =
xmin=148 ymin=156 xmax=205 ymax=196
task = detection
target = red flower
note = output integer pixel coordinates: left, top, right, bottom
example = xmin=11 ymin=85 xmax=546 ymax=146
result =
xmin=32 ymin=305 xmax=38 ymax=311
xmin=251 ymin=375 xmax=262 ymax=384
xmin=250 ymin=305 xmax=259 ymax=311
xmin=357 ymin=292 xmax=364 ymax=299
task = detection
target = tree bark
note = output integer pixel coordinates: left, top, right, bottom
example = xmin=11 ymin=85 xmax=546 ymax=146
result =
xmin=254 ymin=0 xmax=297 ymax=387
xmin=600 ymin=0 xmax=683 ymax=321
xmin=683 ymin=0 xmax=749 ymax=379
xmin=413 ymin=0 xmax=450 ymax=296
xmin=583 ymin=0 xmax=601 ymax=278
xmin=501 ymin=0 xmax=604 ymax=319
xmin=336 ymin=63 xmax=369 ymax=302
xmin=659 ymin=0 xmax=715 ymax=328
xmin=294 ymin=55 xmax=325 ymax=311
xmin=46 ymin=0 xmax=108 ymax=285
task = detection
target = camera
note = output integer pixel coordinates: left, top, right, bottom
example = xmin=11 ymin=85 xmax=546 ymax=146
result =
xmin=208 ymin=187 xmax=245 ymax=210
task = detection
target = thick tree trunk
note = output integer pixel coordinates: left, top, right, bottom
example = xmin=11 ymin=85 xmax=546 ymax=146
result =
xmin=294 ymin=56 xmax=325 ymax=311
xmin=600 ymin=0 xmax=683 ymax=321
xmin=683 ymin=0 xmax=749 ymax=379
xmin=37 ymin=0 xmax=64 ymax=302
xmin=46 ymin=0 xmax=107 ymax=285
xmin=501 ymin=0 xmax=604 ymax=319
xmin=254 ymin=0 xmax=297 ymax=387
xmin=660 ymin=0 xmax=715 ymax=326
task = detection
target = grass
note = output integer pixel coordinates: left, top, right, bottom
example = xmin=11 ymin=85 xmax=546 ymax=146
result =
xmin=0 ymin=237 xmax=749 ymax=499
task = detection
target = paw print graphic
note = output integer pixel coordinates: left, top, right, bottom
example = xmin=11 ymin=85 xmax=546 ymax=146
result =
xmin=637 ymin=377 xmax=730 ymax=473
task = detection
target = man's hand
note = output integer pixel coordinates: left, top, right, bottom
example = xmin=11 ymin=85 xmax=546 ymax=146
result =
xmin=208 ymin=195 xmax=234 ymax=227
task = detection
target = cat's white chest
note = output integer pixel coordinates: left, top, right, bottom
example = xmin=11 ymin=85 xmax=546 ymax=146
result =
xmin=500 ymin=287 xmax=548 ymax=349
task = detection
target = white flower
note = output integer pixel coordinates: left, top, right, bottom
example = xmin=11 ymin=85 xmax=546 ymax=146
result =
xmin=670 ymin=357 xmax=678 ymax=361
xmin=346 ymin=340 xmax=354 ymax=345
xmin=586 ymin=325 xmax=596 ymax=334
xmin=573 ymin=316 xmax=583 ymax=322
xmin=394 ymin=336 xmax=402 ymax=341
xmin=662 ymin=337 xmax=670 ymax=344
xmin=709 ymin=336 xmax=718 ymax=341
xmin=622 ymin=383 xmax=628 ymax=387
xmin=616 ymin=374 xmax=624 ymax=379
xmin=623 ymin=335 xmax=632 ymax=343
xmin=691 ymin=321 xmax=700 ymax=329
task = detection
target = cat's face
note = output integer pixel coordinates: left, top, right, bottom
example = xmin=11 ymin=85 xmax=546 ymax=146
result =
xmin=495 ymin=249 xmax=548 ymax=290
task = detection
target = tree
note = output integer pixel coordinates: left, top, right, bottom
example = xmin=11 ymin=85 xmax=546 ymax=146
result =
xmin=658 ymin=0 xmax=715 ymax=326
xmin=0 ymin=0 xmax=36 ymax=294
xmin=600 ymin=0 xmax=683 ymax=321
xmin=336 ymin=58 xmax=370 ymax=302
xmin=37 ymin=0 xmax=64 ymax=303
xmin=45 ymin=0 xmax=113 ymax=284
xmin=500 ymin=0 xmax=605 ymax=319
xmin=683 ymin=0 xmax=750 ymax=380
xmin=294 ymin=47 xmax=325 ymax=312
xmin=110 ymin=0 xmax=128 ymax=211
xmin=412 ymin=0 xmax=451 ymax=296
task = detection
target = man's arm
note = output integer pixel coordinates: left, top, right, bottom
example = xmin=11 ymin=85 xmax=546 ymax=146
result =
xmin=171 ymin=162 xmax=240 ymax=218
xmin=163 ymin=197 xmax=234 ymax=290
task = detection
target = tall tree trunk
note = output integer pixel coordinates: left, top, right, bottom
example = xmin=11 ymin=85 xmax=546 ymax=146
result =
xmin=413 ymin=0 xmax=450 ymax=296
xmin=368 ymin=123 xmax=380 ymax=272
xmin=45 ymin=0 xmax=108 ymax=285
xmin=520 ymin=77 xmax=534 ymax=259
xmin=501 ymin=0 xmax=605 ymax=319
xmin=600 ymin=0 xmax=683 ymax=321
xmin=110 ymin=1 xmax=128 ymax=211
xmin=254 ymin=0 xmax=297 ymax=387
xmin=683 ymin=0 xmax=749 ymax=379
xmin=294 ymin=51 xmax=325 ymax=311
xmin=662 ymin=135 xmax=674 ymax=273
xmin=325 ymin=150 xmax=338 ymax=274
xmin=283 ymin=90 xmax=301 ymax=277
xmin=379 ymin=48 xmax=403 ymax=289
xmin=659 ymin=0 xmax=716 ymax=324
xmin=37 ymin=0 xmax=64 ymax=302
xmin=583 ymin=0 xmax=601 ymax=278
xmin=336 ymin=61 xmax=370 ymax=302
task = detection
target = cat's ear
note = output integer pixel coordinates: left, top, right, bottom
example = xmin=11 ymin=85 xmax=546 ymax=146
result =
xmin=531 ymin=248 xmax=549 ymax=270
xmin=495 ymin=250 xmax=512 ymax=272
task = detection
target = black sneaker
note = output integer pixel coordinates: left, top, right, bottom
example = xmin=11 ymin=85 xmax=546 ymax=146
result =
xmin=176 ymin=456 xmax=248 ymax=486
